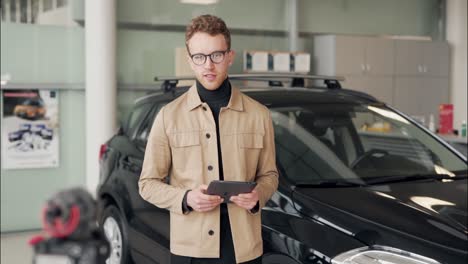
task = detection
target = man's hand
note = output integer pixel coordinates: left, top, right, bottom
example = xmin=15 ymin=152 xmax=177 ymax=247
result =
xmin=230 ymin=189 xmax=259 ymax=210
xmin=187 ymin=185 xmax=223 ymax=212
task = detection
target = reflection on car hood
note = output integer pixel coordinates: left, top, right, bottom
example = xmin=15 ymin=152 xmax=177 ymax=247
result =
xmin=292 ymin=179 xmax=468 ymax=252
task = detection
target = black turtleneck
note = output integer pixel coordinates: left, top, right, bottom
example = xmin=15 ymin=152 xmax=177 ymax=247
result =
xmin=197 ymin=78 xmax=231 ymax=127
xmin=198 ymin=78 xmax=231 ymax=214
xmin=182 ymin=78 xmax=259 ymax=216
xmin=197 ymin=78 xmax=231 ymax=183
xmin=182 ymin=78 xmax=232 ymax=214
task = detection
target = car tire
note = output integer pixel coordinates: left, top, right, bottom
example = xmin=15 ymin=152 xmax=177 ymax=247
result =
xmin=100 ymin=205 xmax=132 ymax=264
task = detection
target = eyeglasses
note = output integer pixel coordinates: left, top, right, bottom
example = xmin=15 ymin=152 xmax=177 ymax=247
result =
xmin=189 ymin=50 xmax=229 ymax=65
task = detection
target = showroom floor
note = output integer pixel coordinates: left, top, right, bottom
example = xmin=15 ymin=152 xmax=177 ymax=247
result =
xmin=1 ymin=230 xmax=39 ymax=264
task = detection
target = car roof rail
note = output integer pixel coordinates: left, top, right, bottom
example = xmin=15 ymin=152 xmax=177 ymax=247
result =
xmin=154 ymin=74 xmax=345 ymax=92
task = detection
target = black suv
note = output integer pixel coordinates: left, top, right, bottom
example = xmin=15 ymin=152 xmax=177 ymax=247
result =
xmin=97 ymin=75 xmax=467 ymax=264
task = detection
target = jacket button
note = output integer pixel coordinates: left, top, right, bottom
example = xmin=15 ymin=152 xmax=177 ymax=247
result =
xmin=208 ymin=165 xmax=213 ymax=171
xmin=206 ymin=133 xmax=211 ymax=139
xmin=208 ymin=230 xmax=214 ymax=236
xmin=202 ymin=106 xmax=207 ymax=111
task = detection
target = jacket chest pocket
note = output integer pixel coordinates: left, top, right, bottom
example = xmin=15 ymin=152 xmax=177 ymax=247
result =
xmin=239 ymin=133 xmax=264 ymax=149
xmin=238 ymin=133 xmax=264 ymax=179
xmin=169 ymin=132 xmax=202 ymax=171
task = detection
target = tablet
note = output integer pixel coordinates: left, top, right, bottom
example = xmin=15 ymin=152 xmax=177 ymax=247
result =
xmin=206 ymin=180 xmax=257 ymax=203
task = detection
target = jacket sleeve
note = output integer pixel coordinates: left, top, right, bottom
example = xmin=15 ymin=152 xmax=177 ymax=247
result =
xmin=251 ymin=109 xmax=279 ymax=214
xmin=138 ymin=106 xmax=186 ymax=215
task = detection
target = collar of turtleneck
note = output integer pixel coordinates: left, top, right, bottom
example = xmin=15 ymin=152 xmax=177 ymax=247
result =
xmin=196 ymin=77 xmax=231 ymax=104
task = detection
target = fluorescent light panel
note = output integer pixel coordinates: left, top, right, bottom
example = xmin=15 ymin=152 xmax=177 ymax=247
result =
xmin=180 ymin=0 xmax=218 ymax=5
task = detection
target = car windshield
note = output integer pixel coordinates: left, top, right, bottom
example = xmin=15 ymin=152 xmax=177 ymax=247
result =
xmin=23 ymin=98 xmax=44 ymax=107
xmin=270 ymin=103 xmax=467 ymax=185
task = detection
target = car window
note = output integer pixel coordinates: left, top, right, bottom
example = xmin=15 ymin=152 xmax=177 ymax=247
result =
xmin=36 ymin=99 xmax=45 ymax=107
xmin=351 ymin=110 xmax=435 ymax=169
xmin=126 ymin=103 xmax=153 ymax=137
xmin=23 ymin=98 xmax=44 ymax=107
xmin=271 ymin=107 xmax=359 ymax=183
xmin=270 ymin=103 xmax=467 ymax=184
xmin=135 ymin=104 xmax=166 ymax=145
xmin=351 ymin=105 xmax=467 ymax=177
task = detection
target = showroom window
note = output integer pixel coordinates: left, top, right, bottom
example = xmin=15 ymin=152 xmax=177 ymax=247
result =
xmin=0 ymin=0 xmax=70 ymax=24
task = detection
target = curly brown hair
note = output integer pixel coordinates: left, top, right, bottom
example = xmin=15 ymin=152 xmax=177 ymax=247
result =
xmin=185 ymin=14 xmax=231 ymax=52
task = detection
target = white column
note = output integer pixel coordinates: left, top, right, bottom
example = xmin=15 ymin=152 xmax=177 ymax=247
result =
xmin=4 ymin=0 xmax=10 ymax=22
xmin=287 ymin=0 xmax=298 ymax=52
xmin=27 ymin=0 xmax=32 ymax=23
xmin=446 ymin=0 xmax=467 ymax=133
xmin=15 ymin=0 xmax=20 ymax=22
xmin=38 ymin=0 xmax=43 ymax=17
xmin=85 ymin=0 xmax=117 ymax=195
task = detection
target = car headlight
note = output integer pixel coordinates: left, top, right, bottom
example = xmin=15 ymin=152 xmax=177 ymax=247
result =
xmin=332 ymin=246 xmax=441 ymax=264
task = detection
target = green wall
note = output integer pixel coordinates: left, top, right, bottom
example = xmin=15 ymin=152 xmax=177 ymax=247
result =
xmin=299 ymin=0 xmax=440 ymax=37
xmin=116 ymin=0 xmax=286 ymax=31
xmin=109 ymin=0 xmax=441 ymax=84
xmin=1 ymin=0 xmax=442 ymax=231
xmin=73 ymin=0 xmax=441 ymax=36
xmin=0 ymin=23 xmax=148 ymax=232
xmin=117 ymin=29 xmax=288 ymax=84
xmin=0 ymin=23 xmax=84 ymax=83
xmin=1 ymin=90 xmax=86 ymax=231
xmin=0 ymin=23 xmax=86 ymax=232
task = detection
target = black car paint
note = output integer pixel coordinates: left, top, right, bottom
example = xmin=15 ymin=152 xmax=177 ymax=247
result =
xmin=97 ymin=87 xmax=468 ymax=264
xmin=291 ymin=179 xmax=467 ymax=263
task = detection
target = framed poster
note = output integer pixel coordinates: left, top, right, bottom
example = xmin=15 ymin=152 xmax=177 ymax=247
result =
xmin=1 ymin=89 xmax=59 ymax=169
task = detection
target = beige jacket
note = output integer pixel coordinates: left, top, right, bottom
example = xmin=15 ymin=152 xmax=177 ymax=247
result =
xmin=138 ymin=84 xmax=279 ymax=263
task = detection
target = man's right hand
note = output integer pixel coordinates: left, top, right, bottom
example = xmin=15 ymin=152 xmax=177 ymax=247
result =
xmin=187 ymin=184 xmax=223 ymax=212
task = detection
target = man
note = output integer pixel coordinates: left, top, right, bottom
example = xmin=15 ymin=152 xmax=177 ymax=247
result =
xmin=139 ymin=14 xmax=278 ymax=264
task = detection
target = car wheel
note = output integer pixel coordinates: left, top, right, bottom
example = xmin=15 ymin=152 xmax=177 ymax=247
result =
xmin=100 ymin=205 xmax=131 ymax=264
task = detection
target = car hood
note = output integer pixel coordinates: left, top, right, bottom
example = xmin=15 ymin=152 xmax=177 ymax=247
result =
xmin=292 ymin=179 xmax=468 ymax=252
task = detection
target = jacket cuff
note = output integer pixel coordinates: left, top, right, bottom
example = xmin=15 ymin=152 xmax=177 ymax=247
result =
xmin=182 ymin=190 xmax=193 ymax=214
xmin=249 ymin=201 xmax=260 ymax=214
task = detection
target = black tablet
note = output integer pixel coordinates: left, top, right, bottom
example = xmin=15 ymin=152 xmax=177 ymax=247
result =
xmin=206 ymin=180 xmax=257 ymax=203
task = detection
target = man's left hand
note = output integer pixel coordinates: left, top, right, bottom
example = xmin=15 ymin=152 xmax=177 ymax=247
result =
xmin=230 ymin=189 xmax=259 ymax=210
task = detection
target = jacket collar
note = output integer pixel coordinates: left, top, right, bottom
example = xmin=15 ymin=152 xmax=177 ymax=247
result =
xmin=186 ymin=82 xmax=244 ymax=112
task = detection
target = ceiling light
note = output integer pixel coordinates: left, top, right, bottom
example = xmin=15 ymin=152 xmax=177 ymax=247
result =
xmin=180 ymin=0 xmax=218 ymax=5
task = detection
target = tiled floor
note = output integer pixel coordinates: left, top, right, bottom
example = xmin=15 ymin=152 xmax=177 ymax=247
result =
xmin=1 ymin=230 xmax=40 ymax=264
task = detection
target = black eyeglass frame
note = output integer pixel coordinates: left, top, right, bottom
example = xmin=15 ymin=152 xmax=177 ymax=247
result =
xmin=189 ymin=50 xmax=230 ymax=65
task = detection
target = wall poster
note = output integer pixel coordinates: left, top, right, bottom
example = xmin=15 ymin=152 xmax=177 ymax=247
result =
xmin=1 ymin=89 xmax=59 ymax=169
